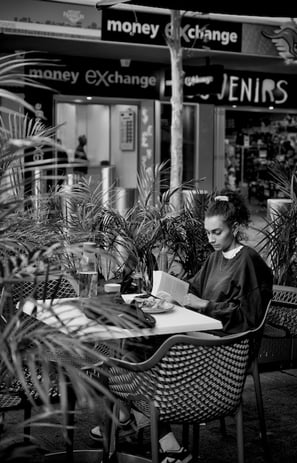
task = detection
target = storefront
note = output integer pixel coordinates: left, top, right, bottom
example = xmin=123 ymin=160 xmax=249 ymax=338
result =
xmin=23 ymin=56 xmax=199 ymax=197
xmin=192 ymin=70 xmax=297 ymax=203
xmin=2 ymin=0 xmax=297 ymax=202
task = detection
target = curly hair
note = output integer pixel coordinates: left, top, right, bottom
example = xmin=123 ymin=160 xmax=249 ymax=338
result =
xmin=205 ymin=189 xmax=251 ymax=237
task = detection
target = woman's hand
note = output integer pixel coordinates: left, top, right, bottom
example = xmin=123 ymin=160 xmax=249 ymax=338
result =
xmin=183 ymin=293 xmax=209 ymax=311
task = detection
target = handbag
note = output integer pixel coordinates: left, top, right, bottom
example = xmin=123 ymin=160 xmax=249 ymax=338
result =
xmin=82 ymin=293 xmax=156 ymax=329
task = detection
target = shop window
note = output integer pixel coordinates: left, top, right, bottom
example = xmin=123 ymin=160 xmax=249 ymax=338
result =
xmin=225 ymin=110 xmax=297 ymax=204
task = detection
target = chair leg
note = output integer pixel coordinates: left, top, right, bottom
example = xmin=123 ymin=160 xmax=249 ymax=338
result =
xmin=0 ymin=412 xmax=5 ymax=436
xmin=250 ymin=359 xmax=271 ymax=462
xmin=137 ymin=427 xmax=144 ymax=445
xmin=235 ymin=403 xmax=244 ymax=463
xmin=99 ymin=397 xmax=116 ymax=463
xmin=23 ymin=401 xmax=32 ymax=443
xmin=150 ymin=404 xmax=159 ymax=463
xmin=65 ymin=386 xmax=76 ymax=462
xmin=192 ymin=423 xmax=200 ymax=462
xmin=182 ymin=424 xmax=189 ymax=448
xmin=220 ymin=417 xmax=227 ymax=436
xmin=107 ymin=402 xmax=120 ymax=461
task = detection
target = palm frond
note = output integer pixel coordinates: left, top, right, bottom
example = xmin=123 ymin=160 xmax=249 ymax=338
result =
xmin=0 ymin=53 xmax=58 ymax=115
xmin=257 ymin=204 xmax=297 ymax=285
xmin=255 ymin=162 xmax=297 ymax=285
xmin=0 ymin=52 xmax=138 ymax=449
xmin=268 ymin=161 xmax=297 ymax=201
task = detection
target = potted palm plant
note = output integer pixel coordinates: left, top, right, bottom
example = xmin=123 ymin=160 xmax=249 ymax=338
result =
xmin=104 ymin=163 xmax=212 ymax=291
xmin=0 ymin=52 xmax=215 ymax=462
xmin=257 ymin=161 xmax=297 ymax=285
xmin=0 ymin=52 xmax=135 ymax=462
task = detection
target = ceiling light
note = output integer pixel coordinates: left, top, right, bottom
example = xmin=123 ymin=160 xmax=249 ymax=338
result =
xmin=120 ymin=59 xmax=131 ymax=67
xmin=96 ymin=0 xmax=130 ymax=9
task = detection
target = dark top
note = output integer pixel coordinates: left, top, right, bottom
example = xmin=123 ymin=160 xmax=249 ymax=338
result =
xmin=188 ymin=245 xmax=273 ymax=334
xmin=57 ymin=148 xmax=68 ymax=184
xmin=74 ymin=145 xmax=88 ymax=175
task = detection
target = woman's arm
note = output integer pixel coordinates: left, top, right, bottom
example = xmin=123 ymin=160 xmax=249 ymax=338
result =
xmin=183 ymin=293 xmax=208 ymax=310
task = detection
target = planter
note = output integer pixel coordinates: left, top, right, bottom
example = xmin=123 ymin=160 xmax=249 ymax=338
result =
xmin=114 ymin=187 xmax=138 ymax=215
xmin=267 ymin=198 xmax=292 ymax=222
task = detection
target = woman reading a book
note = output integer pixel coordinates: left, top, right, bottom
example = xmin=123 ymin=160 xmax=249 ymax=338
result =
xmin=140 ymin=190 xmax=274 ymax=462
xmin=91 ymin=190 xmax=273 ymax=461
xmin=183 ymin=189 xmax=273 ymax=334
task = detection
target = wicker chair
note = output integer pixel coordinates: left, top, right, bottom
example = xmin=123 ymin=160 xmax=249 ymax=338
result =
xmin=0 ymin=392 xmax=31 ymax=442
xmin=259 ymin=285 xmax=297 ymax=367
xmin=0 ymin=275 xmax=78 ymax=445
xmin=215 ymin=300 xmax=272 ymax=463
xmin=0 ymin=311 xmax=33 ymax=442
xmin=10 ymin=274 xmax=78 ymax=305
xmin=102 ymin=326 xmax=264 ymax=463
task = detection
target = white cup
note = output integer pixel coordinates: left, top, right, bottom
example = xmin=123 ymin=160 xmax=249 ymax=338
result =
xmin=104 ymin=283 xmax=121 ymax=294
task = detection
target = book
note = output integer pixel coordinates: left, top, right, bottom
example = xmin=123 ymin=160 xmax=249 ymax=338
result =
xmin=151 ymin=270 xmax=189 ymax=306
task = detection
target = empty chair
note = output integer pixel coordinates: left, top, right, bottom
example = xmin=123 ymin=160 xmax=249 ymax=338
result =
xmin=259 ymin=284 xmax=297 ymax=368
xmin=0 ymin=275 xmax=77 ymax=449
xmin=10 ymin=274 xmax=77 ymax=305
xmin=0 ymin=389 xmax=31 ymax=442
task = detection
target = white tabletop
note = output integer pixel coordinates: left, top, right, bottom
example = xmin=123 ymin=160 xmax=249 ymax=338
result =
xmin=22 ymin=297 xmax=222 ymax=340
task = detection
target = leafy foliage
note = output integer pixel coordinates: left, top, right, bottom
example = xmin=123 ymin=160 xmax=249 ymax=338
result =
xmin=0 ymin=53 xmax=124 ymax=459
xmin=112 ymin=164 xmax=212 ymax=284
xmin=257 ymin=162 xmax=297 ymax=285
xmin=0 ymin=52 xmax=213 ymax=460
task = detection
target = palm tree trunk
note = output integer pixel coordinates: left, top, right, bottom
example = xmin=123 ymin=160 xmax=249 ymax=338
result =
xmin=168 ymin=10 xmax=184 ymax=212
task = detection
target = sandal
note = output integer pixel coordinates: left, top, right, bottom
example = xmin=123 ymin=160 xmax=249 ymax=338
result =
xmin=89 ymin=425 xmax=103 ymax=441
xmin=159 ymin=446 xmax=193 ymax=463
xmin=89 ymin=417 xmax=137 ymax=442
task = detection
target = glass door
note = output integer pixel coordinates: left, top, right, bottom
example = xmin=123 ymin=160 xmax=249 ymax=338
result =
xmin=55 ymin=97 xmax=139 ymax=190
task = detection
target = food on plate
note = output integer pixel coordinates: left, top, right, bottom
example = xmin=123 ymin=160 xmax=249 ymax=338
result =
xmin=155 ymin=291 xmax=171 ymax=300
xmin=133 ymin=295 xmax=174 ymax=313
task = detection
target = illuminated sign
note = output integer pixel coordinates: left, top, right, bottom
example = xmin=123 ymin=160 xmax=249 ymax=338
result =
xmin=262 ymin=20 xmax=297 ymax=64
xmin=199 ymin=72 xmax=289 ymax=106
xmin=164 ymin=65 xmax=224 ymax=97
xmin=0 ymin=0 xmax=101 ymax=41
xmin=25 ymin=57 xmax=161 ymax=99
xmin=23 ymin=56 xmax=297 ymax=108
xmin=102 ymin=9 xmax=242 ymax=52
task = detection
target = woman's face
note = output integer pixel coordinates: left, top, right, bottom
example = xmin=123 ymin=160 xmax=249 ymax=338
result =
xmin=204 ymin=215 xmax=235 ymax=252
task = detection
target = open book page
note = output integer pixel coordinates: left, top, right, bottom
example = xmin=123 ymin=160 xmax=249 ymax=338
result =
xmin=151 ymin=270 xmax=189 ymax=306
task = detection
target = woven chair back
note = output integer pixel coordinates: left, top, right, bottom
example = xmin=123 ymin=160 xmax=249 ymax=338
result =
xmin=269 ymin=285 xmax=297 ymax=335
xmin=108 ymin=332 xmax=251 ymax=424
xmin=10 ymin=275 xmax=77 ymax=304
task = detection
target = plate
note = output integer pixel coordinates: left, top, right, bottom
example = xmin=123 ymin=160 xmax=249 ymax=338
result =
xmin=141 ymin=301 xmax=175 ymax=314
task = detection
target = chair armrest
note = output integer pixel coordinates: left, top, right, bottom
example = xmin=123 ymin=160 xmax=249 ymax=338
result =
xmin=263 ymin=323 xmax=288 ymax=338
xmin=103 ymin=331 xmax=252 ymax=372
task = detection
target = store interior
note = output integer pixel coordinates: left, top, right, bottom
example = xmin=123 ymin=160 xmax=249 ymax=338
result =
xmin=225 ymin=110 xmax=297 ymax=206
